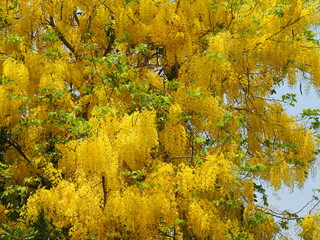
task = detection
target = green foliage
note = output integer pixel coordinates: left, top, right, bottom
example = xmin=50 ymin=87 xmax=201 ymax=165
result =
xmin=5 ymin=34 xmax=25 ymax=44
xmin=263 ymin=139 xmax=299 ymax=150
xmin=42 ymin=48 xmax=61 ymax=59
xmin=123 ymin=170 xmax=155 ymax=189
xmin=208 ymin=52 xmax=226 ymax=62
xmin=164 ymin=79 xmax=181 ymax=91
xmin=31 ymin=211 xmax=71 ymax=240
xmin=42 ymin=30 xmax=60 ymax=42
xmin=286 ymin=158 xmax=307 ymax=167
xmin=159 ymin=217 xmax=185 ymax=239
xmin=247 ymin=212 xmax=268 ymax=227
xmin=282 ymin=93 xmax=297 ymax=106
xmin=124 ymin=0 xmax=140 ymax=5
xmin=123 ymin=170 xmax=156 ymax=189
xmin=217 ymin=112 xmax=248 ymax=129
xmin=184 ymin=89 xmax=205 ymax=99
xmin=300 ymin=108 xmax=320 ymax=131
xmin=212 ymin=198 xmax=239 ymax=207
xmin=279 ymin=220 xmax=289 ymax=230
xmin=1 ymin=184 xmax=29 ymax=220
xmin=268 ymin=0 xmax=292 ymax=18
xmin=123 ymin=169 xmax=145 ymax=181
xmin=298 ymin=29 xmax=320 ymax=45
xmin=130 ymin=88 xmax=172 ymax=111
xmin=83 ymin=30 xmax=93 ymax=39
xmin=240 ymin=163 xmax=269 ymax=173
xmin=45 ymin=110 xmax=91 ymax=138
xmin=37 ymin=88 xmax=70 ymax=107
xmin=7 ymin=0 xmax=19 ymax=11
xmin=225 ymin=229 xmax=250 ymax=240
xmin=0 ymin=224 xmax=38 ymax=240
xmin=0 ymin=76 xmax=14 ymax=85
xmin=210 ymin=0 xmax=219 ymax=12
xmin=134 ymin=43 xmax=150 ymax=55
xmin=97 ymin=53 xmax=129 ymax=70
xmin=254 ymin=184 xmax=269 ymax=207
xmin=0 ymin=8 xmax=10 ymax=30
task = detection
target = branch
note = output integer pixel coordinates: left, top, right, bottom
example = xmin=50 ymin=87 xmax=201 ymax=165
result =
xmin=229 ymin=106 xmax=252 ymax=112
xmin=102 ymin=175 xmax=106 ymax=207
xmin=48 ymin=15 xmax=77 ymax=57
xmin=6 ymin=137 xmax=31 ymax=163
xmin=103 ymin=30 xmax=115 ymax=56
xmin=175 ymin=0 xmax=181 ymax=13
xmin=309 ymin=200 xmax=320 ymax=214
xmin=126 ymin=13 xmax=135 ymax=24
xmin=99 ymin=0 xmax=114 ymax=14
xmin=265 ymin=14 xmax=302 ymax=42
xmin=101 ymin=175 xmax=110 ymax=208
xmin=73 ymin=11 xmax=80 ymax=26
xmin=258 ymin=206 xmax=303 ymax=221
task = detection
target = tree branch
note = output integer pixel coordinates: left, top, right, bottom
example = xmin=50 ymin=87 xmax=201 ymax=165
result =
xmin=101 ymin=175 xmax=109 ymax=208
xmin=309 ymin=200 xmax=320 ymax=215
xmin=6 ymin=137 xmax=31 ymax=163
xmin=103 ymin=29 xmax=115 ymax=56
xmin=48 ymin=15 xmax=77 ymax=57
xmin=258 ymin=206 xmax=303 ymax=221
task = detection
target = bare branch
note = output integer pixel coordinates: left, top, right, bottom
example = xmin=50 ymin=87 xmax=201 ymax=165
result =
xmin=309 ymin=200 xmax=320 ymax=215
xmin=258 ymin=206 xmax=304 ymax=221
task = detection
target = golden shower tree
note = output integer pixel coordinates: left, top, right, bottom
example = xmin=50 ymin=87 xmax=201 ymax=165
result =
xmin=0 ymin=0 xmax=319 ymax=239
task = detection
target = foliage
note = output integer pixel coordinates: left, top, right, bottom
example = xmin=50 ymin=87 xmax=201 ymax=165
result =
xmin=0 ymin=224 xmax=37 ymax=240
xmin=0 ymin=0 xmax=319 ymax=239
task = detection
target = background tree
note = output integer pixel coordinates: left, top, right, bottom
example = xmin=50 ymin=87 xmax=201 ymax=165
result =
xmin=0 ymin=0 xmax=319 ymax=239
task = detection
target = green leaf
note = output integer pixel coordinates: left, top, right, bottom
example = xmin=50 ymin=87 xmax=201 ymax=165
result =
xmin=208 ymin=52 xmax=226 ymax=62
xmin=210 ymin=0 xmax=219 ymax=12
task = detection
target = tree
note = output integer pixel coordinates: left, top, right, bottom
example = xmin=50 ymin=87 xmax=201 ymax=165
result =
xmin=0 ymin=0 xmax=319 ymax=239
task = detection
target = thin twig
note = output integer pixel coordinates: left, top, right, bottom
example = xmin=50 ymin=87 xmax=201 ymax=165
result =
xmin=309 ymin=200 xmax=320 ymax=215
xmin=258 ymin=206 xmax=304 ymax=221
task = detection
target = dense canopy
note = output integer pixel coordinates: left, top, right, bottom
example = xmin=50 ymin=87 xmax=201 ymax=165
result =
xmin=0 ymin=0 xmax=320 ymax=239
